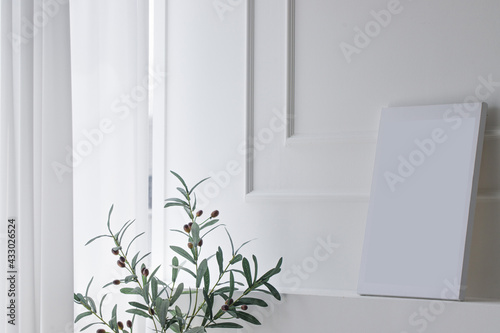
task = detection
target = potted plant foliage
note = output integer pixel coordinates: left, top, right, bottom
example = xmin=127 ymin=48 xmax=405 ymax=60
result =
xmin=74 ymin=172 xmax=283 ymax=333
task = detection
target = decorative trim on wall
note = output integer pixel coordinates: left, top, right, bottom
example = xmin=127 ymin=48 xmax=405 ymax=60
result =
xmin=285 ymin=131 xmax=379 ymax=145
xmin=286 ymin=0 xmax=295 ymax=139
xmin=245 ymin=0 xmax=255 ymax=195
xmin=283 ymin=128 xmax=500 ymax=145
xmin=477 ymin=189 xmax=500 ymax=202
xmin=245 ymin=0 xmax=500 ymax=200
xmin=246 ymin=191 xmax=371 ymax=202
xmin=484 ymin=128 xmax=500 ymax=140
xmin=245 ymin=189 xmax=500 ymax=202
xmin=284 ymin=0 xmax=379 ymax=143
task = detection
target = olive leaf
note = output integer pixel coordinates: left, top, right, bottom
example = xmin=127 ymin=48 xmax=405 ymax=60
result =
xmin=74 ymin=172 xmax=283 ymax=333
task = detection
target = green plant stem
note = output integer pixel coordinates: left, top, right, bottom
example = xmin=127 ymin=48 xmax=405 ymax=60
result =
xmin=185 ymin=196 xmax=199 ymax=332
xmin=186 ymin=254 xmax=237 ymax=328
xmin=188 ymin=264 xmax=199 ymax=330
xmin=79 ymin=302 xmax=115 ymax=333
xmin=114 ymin=235 xmax=161 ymax=333
xmin=168 ymin=280 xmax=176 ymax=303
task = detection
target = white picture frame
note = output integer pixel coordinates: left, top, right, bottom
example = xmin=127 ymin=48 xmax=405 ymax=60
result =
xmin=358 ymin=103 xmax=487 ymax=300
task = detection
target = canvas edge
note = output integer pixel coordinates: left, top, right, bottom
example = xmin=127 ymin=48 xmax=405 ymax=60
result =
xmin=457 ymin=102 xmax=488 ymax=301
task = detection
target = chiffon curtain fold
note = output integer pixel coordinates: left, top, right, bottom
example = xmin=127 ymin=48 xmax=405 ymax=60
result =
xmin=0 ymin=0 xmax=73 ymax=332
xmin=70 ymin=1 xmax=151 ymax=332
xmin=2 ymin=0 xmax=151 ymax=332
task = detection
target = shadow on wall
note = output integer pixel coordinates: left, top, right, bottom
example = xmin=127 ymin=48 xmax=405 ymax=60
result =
xmin=466 ymin=106 xmax=500 ymax=300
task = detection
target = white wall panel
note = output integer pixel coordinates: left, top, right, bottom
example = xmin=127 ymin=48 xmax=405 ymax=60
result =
xmin=251 ymin=0 xmax=500 ymax=198
xmin=163 ymin=0 xmax=500 ymax=331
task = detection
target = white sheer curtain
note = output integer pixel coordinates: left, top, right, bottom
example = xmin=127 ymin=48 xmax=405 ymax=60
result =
xmin=70 ymin=1 xmax=154 ymax=332
xmin=0 ymin=0 xmax=73 ymax=332
xmin=1 ymin=0 xmax=158 ymax=332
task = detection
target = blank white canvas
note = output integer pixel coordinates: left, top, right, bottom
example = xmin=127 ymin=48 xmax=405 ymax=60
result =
xmin=358 ymin=103 xmax=487 ymax=300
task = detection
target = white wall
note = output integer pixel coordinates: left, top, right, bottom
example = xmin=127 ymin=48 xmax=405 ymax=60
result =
xmin=163 ymin=0 xmax=500 ymax=332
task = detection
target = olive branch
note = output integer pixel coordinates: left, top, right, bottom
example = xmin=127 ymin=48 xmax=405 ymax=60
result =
xmin=74 ymin=171 xmax=282 ymax=333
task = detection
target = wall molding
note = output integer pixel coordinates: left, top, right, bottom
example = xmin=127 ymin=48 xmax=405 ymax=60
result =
xmin=246 ymin=191 xmax=371 ymax=202
xmin=245 ymin=189 xmax=500 ymax=202
xmin=478 ymin=190 xmax=500 ymax=202
xmin=245 ymin=0 xmax=500 ymax=199
xmin=286 ymin=0 xmax=295 ymax=139
xmin=285 ymin=131 xmax=379 ymax=145
xmin=284 ymin=0 xmax=379 ymax=143
xmin=283 ymin=128 xmax=500 ymax=145
xmin=484 ymin=128 xmax=500 ymax=140
xmin=245 ymin=0 xmax=255 ymax=195
xmin=245 ymin=0 xmax=379 ymax=198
